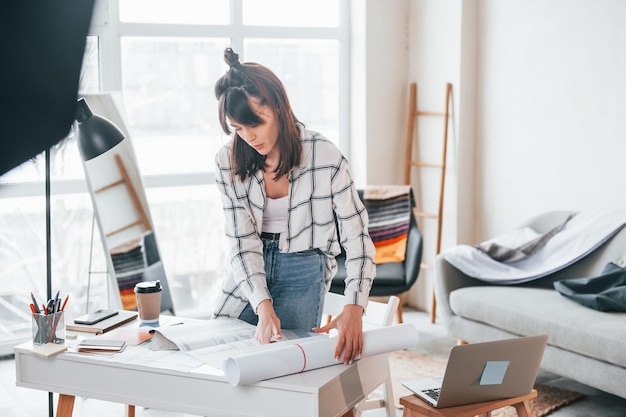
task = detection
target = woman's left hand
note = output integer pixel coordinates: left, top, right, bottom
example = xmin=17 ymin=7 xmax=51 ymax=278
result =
xmin=313 ymin=304 xmax=364 ymax=364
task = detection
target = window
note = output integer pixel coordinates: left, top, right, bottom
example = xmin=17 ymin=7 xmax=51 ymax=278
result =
xmin=0 ymin=0 xmax=349 ymax=348
xmin=119 ymin=0 xmax=230 ymax=25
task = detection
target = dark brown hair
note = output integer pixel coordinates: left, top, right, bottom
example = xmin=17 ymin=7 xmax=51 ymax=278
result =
xmin=215 ymin=48 xmax=302 ymax=181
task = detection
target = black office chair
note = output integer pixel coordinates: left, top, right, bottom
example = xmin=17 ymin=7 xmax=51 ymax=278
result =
xmin=330 ymin=189 xmax=423 ymax=323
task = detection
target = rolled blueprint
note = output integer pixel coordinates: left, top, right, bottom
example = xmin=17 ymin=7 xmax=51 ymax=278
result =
xmin=224 ymin=322 xmax=419 ymax=386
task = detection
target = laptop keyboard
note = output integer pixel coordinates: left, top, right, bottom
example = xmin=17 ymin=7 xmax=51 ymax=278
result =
xmin=422 ymin=387 xmax=441 ymax=401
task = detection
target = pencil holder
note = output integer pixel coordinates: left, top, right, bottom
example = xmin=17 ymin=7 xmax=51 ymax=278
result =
xmin=32 ymin=311 xmax=65 ymax=345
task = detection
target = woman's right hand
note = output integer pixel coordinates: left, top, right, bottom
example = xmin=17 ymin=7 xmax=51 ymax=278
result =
xmin=255 ymin=299 xmax=282 ymax=344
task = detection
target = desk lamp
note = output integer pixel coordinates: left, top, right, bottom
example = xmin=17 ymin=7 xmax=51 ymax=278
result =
xmin=75 ymin=98 xmax=125 ymax=160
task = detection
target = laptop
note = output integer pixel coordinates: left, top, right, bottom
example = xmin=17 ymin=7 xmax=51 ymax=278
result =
xmin=402 ymin=335 xmax=548 ymax=408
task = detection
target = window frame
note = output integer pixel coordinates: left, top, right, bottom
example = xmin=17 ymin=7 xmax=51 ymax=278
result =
xmin=90 ymin=0 xmax=351 ymax=192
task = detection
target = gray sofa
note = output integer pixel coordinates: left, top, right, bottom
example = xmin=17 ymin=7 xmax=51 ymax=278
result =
xmin=435 ymin=210 xmax=626 ymax=399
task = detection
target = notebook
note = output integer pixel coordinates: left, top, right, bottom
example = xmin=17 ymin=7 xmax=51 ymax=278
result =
xmin=402 ymin=335 xmax=548 ymax=408
xmin=77 ymin=338 xmax=126 ymax=353
xmin=66 ymin=310 xmax=137 ymax=334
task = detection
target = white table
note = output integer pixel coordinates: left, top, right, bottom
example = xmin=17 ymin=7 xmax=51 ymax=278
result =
xmin=14 ymin=331 xmax=390 ymax=417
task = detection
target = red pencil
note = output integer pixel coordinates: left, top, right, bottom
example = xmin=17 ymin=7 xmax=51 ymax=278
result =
xmin=61 ymin=295 xmax=69 ymax=311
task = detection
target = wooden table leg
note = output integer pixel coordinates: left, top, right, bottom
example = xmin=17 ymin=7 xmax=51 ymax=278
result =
xmin=126 ymin=405 xmax=136 ymax=417
xmin=55 ymin=394 xmax=75 ymax=417
xmin=513 ymin=400 xmax=531 ymax=417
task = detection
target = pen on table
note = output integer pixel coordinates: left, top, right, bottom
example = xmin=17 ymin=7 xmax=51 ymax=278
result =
xmin=30 ymin=292 xmax=41 ymax=314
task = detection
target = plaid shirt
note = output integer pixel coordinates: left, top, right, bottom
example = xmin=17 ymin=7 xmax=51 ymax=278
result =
xmin=212 ymin=126 xmax=376 ymax=319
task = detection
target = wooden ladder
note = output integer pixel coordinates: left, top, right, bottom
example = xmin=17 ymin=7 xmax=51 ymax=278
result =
xmin=94 ymin=153 xmax=152 ymax=239
xmin=404 ymin=82 xmax=452 ymax=324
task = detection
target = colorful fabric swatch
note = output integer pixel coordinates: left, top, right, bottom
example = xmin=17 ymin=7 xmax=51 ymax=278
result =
xmin=364 ymin=185 xmax=413 ymax=264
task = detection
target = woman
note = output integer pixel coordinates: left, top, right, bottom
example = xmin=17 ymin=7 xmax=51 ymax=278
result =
xmin=212 ymin=48 xmax=375 ymax=364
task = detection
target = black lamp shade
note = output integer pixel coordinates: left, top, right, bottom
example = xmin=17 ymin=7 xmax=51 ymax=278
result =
xmin=75 ymin=98 xmax=125 ymax=161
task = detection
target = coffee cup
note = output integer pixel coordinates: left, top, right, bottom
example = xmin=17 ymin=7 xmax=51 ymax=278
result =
xmin=134 ymin=280 xmax=162 ymax=325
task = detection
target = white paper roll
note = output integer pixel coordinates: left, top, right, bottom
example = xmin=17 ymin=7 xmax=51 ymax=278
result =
xmin=224 ymin=322 xmax=419 ymax=386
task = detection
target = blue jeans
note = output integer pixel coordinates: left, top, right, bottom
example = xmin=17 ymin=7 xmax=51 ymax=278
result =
xmin=238 ymin=240 xmax=326 ymax=331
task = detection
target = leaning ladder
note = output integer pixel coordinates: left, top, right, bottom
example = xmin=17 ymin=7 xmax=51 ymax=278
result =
xmin=404 ymin=82 xmax=452 ymax=324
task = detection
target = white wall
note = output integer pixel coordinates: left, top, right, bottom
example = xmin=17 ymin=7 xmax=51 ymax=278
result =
xmin=350 ymin=0 xmax=410 ymax=187
xmin=363 ymin=0 xmax=626 ymax=312
xmin=363 ymin=0 xmax=411 ymax=185
xmin=476 ymin=0 xmax=626 ymax=239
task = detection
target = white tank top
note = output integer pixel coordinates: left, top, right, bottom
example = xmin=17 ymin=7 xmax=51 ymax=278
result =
xmin=262 ymin=195 xmax=288 ymax=233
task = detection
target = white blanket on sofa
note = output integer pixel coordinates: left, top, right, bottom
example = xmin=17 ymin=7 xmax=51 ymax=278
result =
xmin=443 ymin=210 xmax=626 ymax=284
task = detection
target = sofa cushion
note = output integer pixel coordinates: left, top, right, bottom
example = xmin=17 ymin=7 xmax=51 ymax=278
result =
xmin=450 ymin=286 xmax=626 ymax=368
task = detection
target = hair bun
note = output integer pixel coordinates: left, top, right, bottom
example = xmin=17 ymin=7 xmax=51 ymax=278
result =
xmin=224 ymin=47 xmax=240 ymax=67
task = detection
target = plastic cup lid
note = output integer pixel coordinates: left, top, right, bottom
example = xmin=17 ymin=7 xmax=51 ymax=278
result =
xmin=134 ymin=280 xmax=162 ymax=293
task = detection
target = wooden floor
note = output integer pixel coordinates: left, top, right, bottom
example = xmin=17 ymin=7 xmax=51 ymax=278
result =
xmin=2 ymin=308 xmax=625 ymax=417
